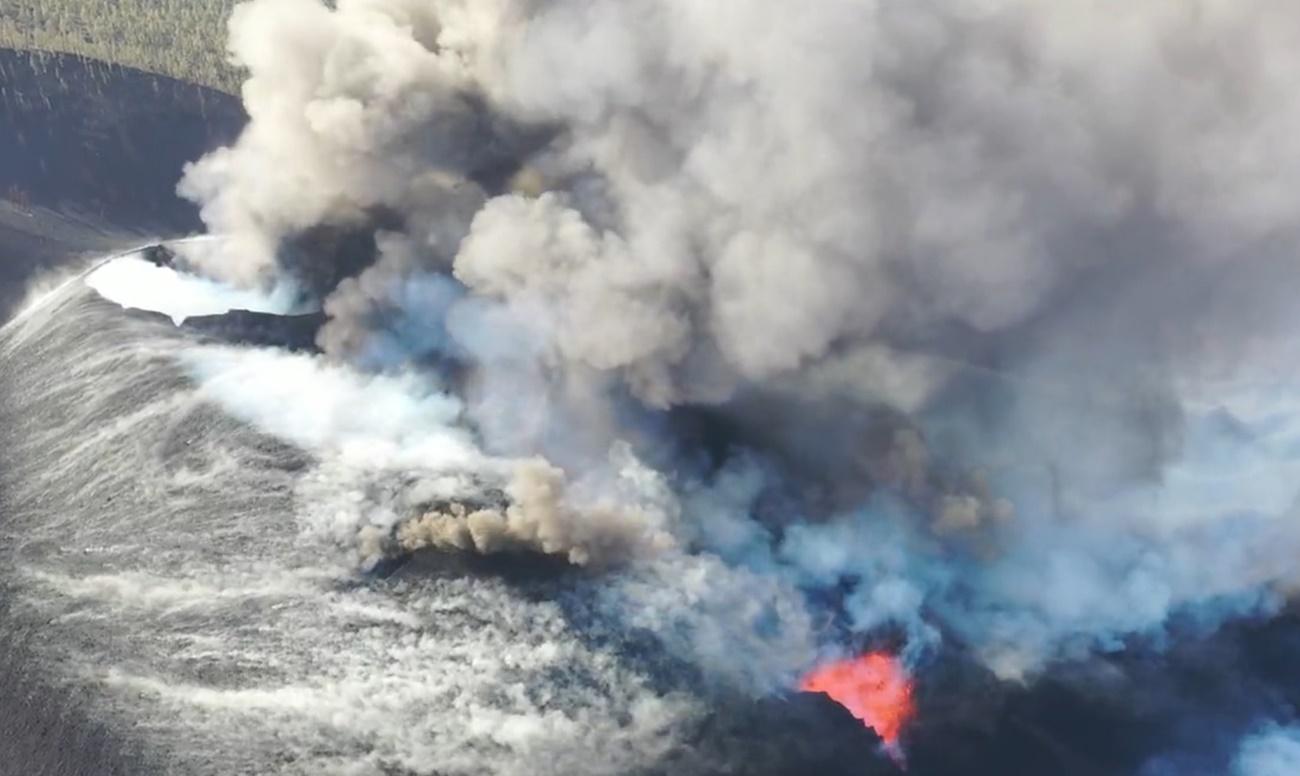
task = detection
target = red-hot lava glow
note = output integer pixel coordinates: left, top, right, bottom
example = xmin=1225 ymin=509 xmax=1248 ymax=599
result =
xmin=799 ymin=652 xmax=915 ymax=747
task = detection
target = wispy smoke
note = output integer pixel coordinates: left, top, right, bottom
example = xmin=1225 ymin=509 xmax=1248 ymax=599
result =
xmin=1233 ymin=724 xmax=1300 ymax=776
xmin=179 ymin=0 xmax=1300 ymax=697
xmin=1145 ymin=721 xmax=1300 ymax=776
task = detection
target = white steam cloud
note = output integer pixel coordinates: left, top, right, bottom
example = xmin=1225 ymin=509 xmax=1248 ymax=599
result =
xmin=177 ymin=0 xmax=1300 ymax=695
xmin=1233 ymin=725 xmax=1300 ymax=776
xmin=86 ymin=247 xmax=300 ymax=324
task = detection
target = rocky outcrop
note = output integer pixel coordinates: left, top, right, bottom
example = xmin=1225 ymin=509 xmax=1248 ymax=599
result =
xmin=181 ymin=309 xmax=326 ymax=353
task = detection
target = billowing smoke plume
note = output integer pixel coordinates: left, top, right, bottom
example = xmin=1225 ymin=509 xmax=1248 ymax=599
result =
xmin=179 ymin=0 xmax=1300 ymax=695
xmin=391 ymin=458 xmax=677 ymax=565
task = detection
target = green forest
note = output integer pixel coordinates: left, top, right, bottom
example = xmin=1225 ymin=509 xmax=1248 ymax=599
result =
xmin=0 ymin=0 xmax=240 ymax=92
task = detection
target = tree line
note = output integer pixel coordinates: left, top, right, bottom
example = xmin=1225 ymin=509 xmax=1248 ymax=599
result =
xmin=0 ymin=0 xmax=241 ymax=93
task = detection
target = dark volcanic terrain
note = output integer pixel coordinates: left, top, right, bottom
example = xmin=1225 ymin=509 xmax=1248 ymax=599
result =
xmin=0 ymin=48 xmax=244 ymax=317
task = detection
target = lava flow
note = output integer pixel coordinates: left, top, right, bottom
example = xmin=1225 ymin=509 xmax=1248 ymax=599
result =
xmin=799 ymin=652 xmax=915 ymax=750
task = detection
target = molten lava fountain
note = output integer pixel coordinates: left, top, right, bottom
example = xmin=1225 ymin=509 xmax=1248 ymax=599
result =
xmin=800 ymin=652 xmax=915 ymax=762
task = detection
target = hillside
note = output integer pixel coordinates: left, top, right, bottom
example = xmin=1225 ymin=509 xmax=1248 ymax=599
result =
xmin=0 ymin=48 xmax=246 ymax=318
xmin=0 ymin=0 xmax=239 ymax=93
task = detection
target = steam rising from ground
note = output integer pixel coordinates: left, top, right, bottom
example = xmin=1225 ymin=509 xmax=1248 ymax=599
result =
xmin=178 ymin=0 xmax=1300 ymax=717
xmin=87 ymin=245 xmax=300 ymax=323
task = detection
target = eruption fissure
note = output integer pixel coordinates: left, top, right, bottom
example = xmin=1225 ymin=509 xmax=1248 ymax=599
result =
xmin=800 ymin=652 xmax=916 ymax=751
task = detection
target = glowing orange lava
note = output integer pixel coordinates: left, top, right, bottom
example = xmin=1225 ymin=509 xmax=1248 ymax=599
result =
xmin=799 ymin=652 xmax=915 ymax=747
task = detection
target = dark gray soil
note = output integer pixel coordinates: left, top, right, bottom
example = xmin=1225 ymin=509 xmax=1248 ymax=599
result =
xmin=0 ymin=47 xmax=244 ymax=775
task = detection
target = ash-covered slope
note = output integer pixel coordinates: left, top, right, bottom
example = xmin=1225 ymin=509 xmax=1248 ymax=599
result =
xmin=0 ymin=47 xmax=245 ymax=773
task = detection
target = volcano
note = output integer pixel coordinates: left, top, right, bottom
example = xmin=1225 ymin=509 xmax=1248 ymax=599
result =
xmin=6 ymin=2 xmax=1300 ymax=776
